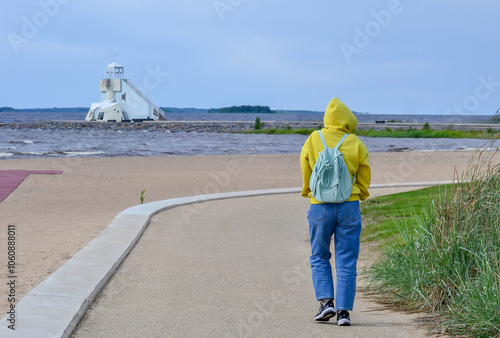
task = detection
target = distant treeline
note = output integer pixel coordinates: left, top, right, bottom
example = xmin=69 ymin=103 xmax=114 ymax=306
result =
xmin=0 ymin=107 xmax=88 ymax=113
xmin=160 ymin=107 xmax=210 ymax=114
xmin=209 ymin=105 xmax=275 ymax=114
xmin=161 ymin=106 xmax=323 ymax=114
xmin=0 ymin=105 xmax=349 ymax=115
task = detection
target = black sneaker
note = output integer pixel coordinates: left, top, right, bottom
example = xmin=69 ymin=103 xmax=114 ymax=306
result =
xmin=314 ymin=300 xmax=335 ymax=321
xmin=336 ymin=310 xmax=351 ymax=326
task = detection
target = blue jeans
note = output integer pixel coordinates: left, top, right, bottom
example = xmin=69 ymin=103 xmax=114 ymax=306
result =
xmin=308 ymin=201 xmax=361 ymax=311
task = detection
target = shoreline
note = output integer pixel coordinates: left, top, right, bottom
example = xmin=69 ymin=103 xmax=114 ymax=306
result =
xmin=1 ymin=120 xmax=499 ymax=132
xmin=0 ymin=151 xmax=498 ymax=314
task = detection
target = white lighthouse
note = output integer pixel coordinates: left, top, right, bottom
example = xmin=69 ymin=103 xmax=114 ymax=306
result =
xmin=86 ymin=63 xmax=166 ymax=122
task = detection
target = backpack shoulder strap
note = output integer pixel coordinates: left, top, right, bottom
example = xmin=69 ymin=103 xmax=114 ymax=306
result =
xmin=317 ymin=130 xmax=328 ymax=149
xmin=335 ymin=133 xmax=356 ymax=183
xmin=334 ymin=133 xmax=350 ymax=150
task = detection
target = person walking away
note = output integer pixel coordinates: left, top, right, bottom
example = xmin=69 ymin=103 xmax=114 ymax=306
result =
xmin=300 ymin=98 xmax=371 ymax=326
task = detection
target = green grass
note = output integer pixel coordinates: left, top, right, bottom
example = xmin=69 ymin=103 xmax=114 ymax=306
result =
xmin=363 ymin=152 xmax=500 ymax=337
xmin=242 ymin=127 xmax=321 ymax=135
xmin=242 ymin=127 xmax=500 ymax=139
xmin=356 ymin=128 xmax=499 ymax=139
xmin=360 ymin=185 xmax=445 ymax=244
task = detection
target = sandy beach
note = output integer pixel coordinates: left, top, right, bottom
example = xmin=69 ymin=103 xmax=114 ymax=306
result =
xmin=1 ymin=150 xmax=497 ymax=315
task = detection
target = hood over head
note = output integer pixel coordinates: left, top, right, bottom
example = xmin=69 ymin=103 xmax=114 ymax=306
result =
xmin=323 ymin=98 xmax=357 ymax=133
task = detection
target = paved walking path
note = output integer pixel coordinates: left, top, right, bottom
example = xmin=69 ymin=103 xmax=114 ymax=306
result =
xmin=71 ymin=192 xmax=429 ymax=337
xmin=1 ymin=185 xmax=438 ymax=337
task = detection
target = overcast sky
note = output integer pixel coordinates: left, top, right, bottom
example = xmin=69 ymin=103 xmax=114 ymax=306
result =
xmin=1 ymin=0 xmax=500 ymax=115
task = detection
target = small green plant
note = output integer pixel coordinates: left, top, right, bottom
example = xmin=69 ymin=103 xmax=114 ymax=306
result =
xmin=422 ymin=122 xmax=431 ymax=131
xmin=140 ymin=188 xmax=146 ymax=204
xmin=254 ymin=116 xmax=263 ymax=130
xmin=385 ymin=127 xmax=392 ymax=132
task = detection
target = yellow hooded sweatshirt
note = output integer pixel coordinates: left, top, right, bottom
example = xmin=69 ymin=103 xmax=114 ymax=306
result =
xmin=300 ymin=98 xmax=371 ymax=204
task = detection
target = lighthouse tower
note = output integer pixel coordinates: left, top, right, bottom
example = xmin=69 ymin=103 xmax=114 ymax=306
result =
xmin=86 ymin=63 xmax=165 ymax=122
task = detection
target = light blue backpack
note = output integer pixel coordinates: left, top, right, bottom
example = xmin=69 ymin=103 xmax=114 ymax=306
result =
xmin=309 ymin=131 xmax=355 ymax=203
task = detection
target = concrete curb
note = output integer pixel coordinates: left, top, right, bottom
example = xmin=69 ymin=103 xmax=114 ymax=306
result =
xmin=0 ymin=188 xmax=299 ymax=338
xmin=0 ymin=182 xmax=454 ymax=337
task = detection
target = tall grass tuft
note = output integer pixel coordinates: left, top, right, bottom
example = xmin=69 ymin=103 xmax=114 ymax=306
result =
xmin=366 ymin=149 xmax=500 ymax=337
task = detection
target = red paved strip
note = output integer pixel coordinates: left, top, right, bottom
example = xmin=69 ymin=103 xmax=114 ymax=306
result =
xmin=0 ymin=170 xmax=63 ymax=203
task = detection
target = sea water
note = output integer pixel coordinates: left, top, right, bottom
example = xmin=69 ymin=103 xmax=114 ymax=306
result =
xmin=0 ymin=111 xmax=496 ymax=124
xmin=0 ymin=112 xmax=497 ymax=159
